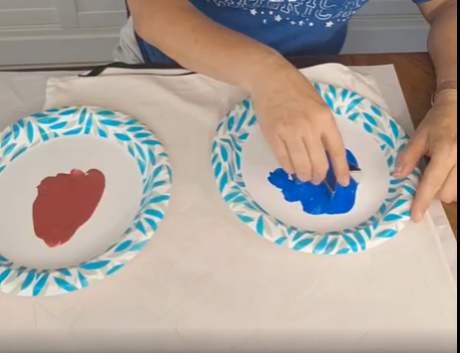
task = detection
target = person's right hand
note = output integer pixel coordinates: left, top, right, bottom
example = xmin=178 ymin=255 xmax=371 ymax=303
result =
xmin=251 ymin=61 xmax=350 ymax=186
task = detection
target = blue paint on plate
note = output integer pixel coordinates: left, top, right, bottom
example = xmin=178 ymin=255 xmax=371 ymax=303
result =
xmin=268 ymin=150 xmax=359 ymax=216
xmin=212 ymin=84 xmax=421 ymax=255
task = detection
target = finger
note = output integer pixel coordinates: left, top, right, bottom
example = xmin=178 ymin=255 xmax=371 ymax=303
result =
xmin=395 ymin=130 xmax=427 ymax=179
xmin=284 ymin=136 xmax=312 ymax=182
xmin=303 ymin=135 xmax=329 ymax=185
xmin=322 ymin=125 xmax=350 ymax=186
xmin=412 ymin=151 xmax=455 ymax=222
xmin=266 ymin=134 xmax=295 ymax=175
xmin=439 ymin=166 xmax=458 ymax=204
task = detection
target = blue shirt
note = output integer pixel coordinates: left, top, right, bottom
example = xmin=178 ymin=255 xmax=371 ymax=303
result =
xmin=137 ymin=0 xmax=432 ymax=64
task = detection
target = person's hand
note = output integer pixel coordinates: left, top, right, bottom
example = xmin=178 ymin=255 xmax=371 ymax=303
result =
xmin=251 ymin=62 xmax=350 ymax=186
xmin=395 ymin=92 xmax=458 ymax=222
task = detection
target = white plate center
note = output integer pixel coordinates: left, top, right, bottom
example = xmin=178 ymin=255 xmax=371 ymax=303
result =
xmin=0 ymin=135 xmax=143 ymax=270
xmin=242 ymin=118 xmax=390 ymax=233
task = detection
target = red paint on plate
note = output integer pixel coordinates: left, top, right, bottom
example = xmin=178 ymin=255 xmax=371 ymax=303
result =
xmin=32 ymin=169 xmax=106 ymax=248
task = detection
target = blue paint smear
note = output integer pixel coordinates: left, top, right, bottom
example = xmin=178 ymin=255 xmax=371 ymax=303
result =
xmin=268 ymin=150 xmax=359 ymax=216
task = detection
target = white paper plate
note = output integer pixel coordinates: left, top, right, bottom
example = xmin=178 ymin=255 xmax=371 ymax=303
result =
xmin=0 ymin=107 xmax=172 ymax=296
xmin=212 ymin=83 xmax=421 ymax=255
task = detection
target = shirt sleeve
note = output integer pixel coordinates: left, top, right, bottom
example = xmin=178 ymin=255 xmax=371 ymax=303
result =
xmin=412 ymin=0 xmax=435 ymax=3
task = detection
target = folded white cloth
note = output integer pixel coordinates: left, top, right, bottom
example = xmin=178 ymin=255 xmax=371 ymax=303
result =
xmin=0 ymin=64 xmax=455 ymax=353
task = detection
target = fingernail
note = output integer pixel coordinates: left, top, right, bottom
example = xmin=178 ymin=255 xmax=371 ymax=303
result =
xmin=394 ymin=165 xmax=404 ymax=177
xmin=296 ymin=175 xmax=310 ymax=183
xmin=340 ymin=176 xmax=350 ymax=187
xmin=413 ymin=212 xmax=423 ymax=223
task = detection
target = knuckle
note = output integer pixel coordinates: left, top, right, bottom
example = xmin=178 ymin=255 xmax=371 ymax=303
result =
xmin=322 ymin=113 xmax=336 ymax=124
xmin=275 ymin=119 xmax=298 ymax=135
xmin=296 ymin=166 xmax=312 ymax=181
xmin=424 ymin=173 xmax=443 ymax=186
xmin=314 ymin=104 xmax=332 ymax=116
xmin=314 ymin=162 xmax=329 ymax=179
xmin=277 ymin=113 xmax=317 ymax=132
xmin=329 ymin=149 xmax=347 ymax=162
xmin=316 ymin=108 xmax=335 ymax=123
xmin=438 ymin=143 xmax=457 ymax=162
xmin=297 ymin=163 xmax=312 ymax=174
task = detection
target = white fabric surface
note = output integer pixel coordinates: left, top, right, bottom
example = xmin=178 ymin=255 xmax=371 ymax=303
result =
xmin=0 ymin=64 xmax=457 ymax=353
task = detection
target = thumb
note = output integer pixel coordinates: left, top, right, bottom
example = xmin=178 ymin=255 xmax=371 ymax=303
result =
xmin=395 ymin=130 xmax=427 ymax=179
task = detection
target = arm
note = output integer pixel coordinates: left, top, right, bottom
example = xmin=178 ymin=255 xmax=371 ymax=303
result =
xmin=127 ymin=0 xmax=350 ymax=185
xmin=420 ymin=0 xmax=457 ymax=97
xmin=128 ymin=0 xmax=288 ymax=92
xmin=397 ymin=0 xmax=458 ymax=221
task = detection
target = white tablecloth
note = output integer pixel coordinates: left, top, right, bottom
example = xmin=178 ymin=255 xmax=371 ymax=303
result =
xmin=0 ymin=64 xmax=457 ymax=353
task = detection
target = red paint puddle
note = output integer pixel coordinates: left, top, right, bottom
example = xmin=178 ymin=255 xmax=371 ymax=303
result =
xmin=33 ymin=169 xmax=106 ymax=248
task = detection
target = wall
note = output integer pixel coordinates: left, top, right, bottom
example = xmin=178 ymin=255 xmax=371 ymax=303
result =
xmin=0 ymin=0 xmax=429 ymax=67
xmin=344 ymin=0 xmax=429 ymax=54
xmin=0 ymin=0 xmax=126 ymax=67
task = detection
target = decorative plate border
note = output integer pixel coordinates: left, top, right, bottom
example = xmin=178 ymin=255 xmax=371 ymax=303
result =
xmin=0 ymin=106 xmax=172 ymax=296
xmin=212 ymin=83 xmax=421 ymax=255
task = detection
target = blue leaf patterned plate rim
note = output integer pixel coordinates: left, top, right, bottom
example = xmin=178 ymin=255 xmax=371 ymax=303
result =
xmin=0 ymin=106 xmax=172 ymax=296
xmin=211 ymin=83 xmax=421 ymax=255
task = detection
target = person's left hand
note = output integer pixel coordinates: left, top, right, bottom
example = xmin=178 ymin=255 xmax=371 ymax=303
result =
xmin=395 ymin=92 xmax=458 ymax=222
